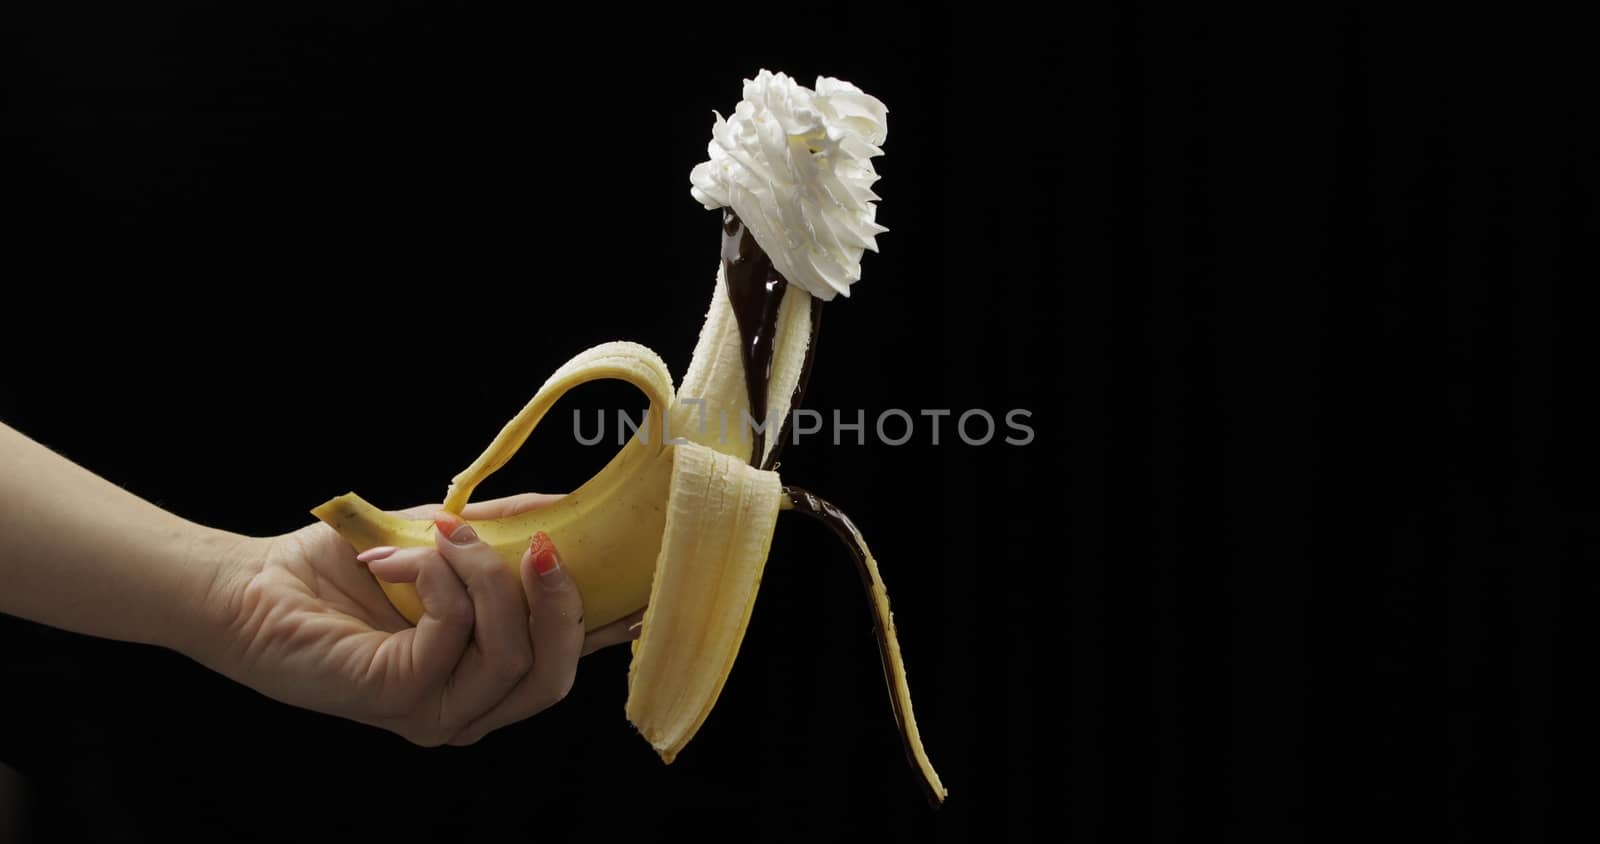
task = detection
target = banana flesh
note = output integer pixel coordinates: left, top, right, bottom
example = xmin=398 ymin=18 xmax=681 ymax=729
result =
xmin=626 ymin=442 xmax=782 ymax=762
xmin=671 ymin=269 xmax=815 ymax=467
xmin=312 ymin=264 xmax=946 ymax=803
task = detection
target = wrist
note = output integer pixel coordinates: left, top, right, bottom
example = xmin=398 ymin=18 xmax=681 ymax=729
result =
xmin=166 ymin=526 xmax=265 ymax=667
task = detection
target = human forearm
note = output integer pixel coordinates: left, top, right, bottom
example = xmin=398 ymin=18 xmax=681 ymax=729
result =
xmin=0 ymin=421 xmax=248 ymax=655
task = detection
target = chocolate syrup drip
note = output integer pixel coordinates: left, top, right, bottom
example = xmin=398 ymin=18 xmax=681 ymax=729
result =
xmin=721 ymin=210 xmax=787 ymax=466
xmin=723 ymin=215 xmax=932 ymax=803
xmin=719 ymin=210 xmax=828 ymax=469
xmin=784 ymin=485 xmax=942 ymax=809
xmin=762 ymin=296 xmax=824 ymax=471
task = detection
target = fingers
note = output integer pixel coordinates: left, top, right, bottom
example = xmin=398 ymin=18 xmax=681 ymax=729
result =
xmin=361 ymin=514 xmax=587 ymax=747
xmin=583 ymin=608 xmax=645 ymax=656
xmin=430 ymin=513 xmax=536 ymax=731
xmin=521 ymin=532 xmax=586 ymax=704
xmin=448 ymin=531 xmax=585 ymax=745
xmin=365 ymin=545 xmax=473 ymax=691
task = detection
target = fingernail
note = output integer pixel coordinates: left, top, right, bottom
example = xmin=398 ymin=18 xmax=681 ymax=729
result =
xmin=356 ymin=546 xmax=397 ymax=563
xmin=435 ymin=513 xmax=477 ymax=545
xmin=529 ymin=531 xmax=561 ymax=576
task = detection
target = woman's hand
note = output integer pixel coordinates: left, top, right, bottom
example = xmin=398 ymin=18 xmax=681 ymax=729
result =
xmin=200 ymin=494 xmax=643 ymax=747
xmin=1 ymin=423 xmax=635 ymax=745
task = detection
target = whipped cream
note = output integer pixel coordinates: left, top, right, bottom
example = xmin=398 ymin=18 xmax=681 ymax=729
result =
xmin=690 ymin=70 xmax=889 ymax=301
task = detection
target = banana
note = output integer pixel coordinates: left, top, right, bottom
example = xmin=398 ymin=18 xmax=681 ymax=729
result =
xmin=311 ymin=71 xmax=946 ymax=804
xmin=311 ymin=342 xmax=679 ymax=632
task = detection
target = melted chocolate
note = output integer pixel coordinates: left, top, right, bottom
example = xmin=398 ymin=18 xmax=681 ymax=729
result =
xmin=720 ymin=210 xmax=827 ymax=469
xmin=721 ymin=214 xmax=934 ymax=804
xmin=721 ymin=210 xmax=787 ymax=466
xmin=762 ymin=296 xmax=824 ymax=471
xmin=784 ymin=485 xmax=942 ymax=808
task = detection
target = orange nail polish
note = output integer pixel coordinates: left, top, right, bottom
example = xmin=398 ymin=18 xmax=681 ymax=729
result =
xmin=435 ymin=512 xmax=477 ymax=544
xmin=434 ymin=512 xmax=463 ymax=537
xmin=529 ymin=531 xmax=561 ymax=576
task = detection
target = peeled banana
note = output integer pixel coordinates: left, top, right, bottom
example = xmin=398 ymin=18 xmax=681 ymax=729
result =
xmin=311 ymin=71 xmax=945 ymax=804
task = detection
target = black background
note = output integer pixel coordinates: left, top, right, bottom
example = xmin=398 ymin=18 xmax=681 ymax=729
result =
xmin=0 ymin=3 xmax=1587 ymax=842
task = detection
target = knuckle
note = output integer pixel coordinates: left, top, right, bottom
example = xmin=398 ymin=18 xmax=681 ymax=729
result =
xmin=440 ymin=599 xmax=473 ymax=629
xmin=419 ymin=558 xmax=472 ymax=622
xmin=436 ymin=718 xmax=469 ymax=744
xmin=401 ymin=726 xmax=449 ymax=748
xmin=497 ymin=650 xmax=534 ymax=683
xmin=551 ymin=672 xmax=576 ymax=705
xmin=433 ymin=585 xmax=473 ymax=624
xmin=449 ymin=730 xmax=484 ymax=747
xmin=464 ymin=545 xmax=499 ymax=573
xmin=530 ymin=673 xmax=574 ymax=714
xmin=544 ymin=576 xmax=577 ymax=596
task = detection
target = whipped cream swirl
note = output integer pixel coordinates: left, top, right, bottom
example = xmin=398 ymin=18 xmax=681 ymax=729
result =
xmin=690 ymin=70 xmax=889 ymax=301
